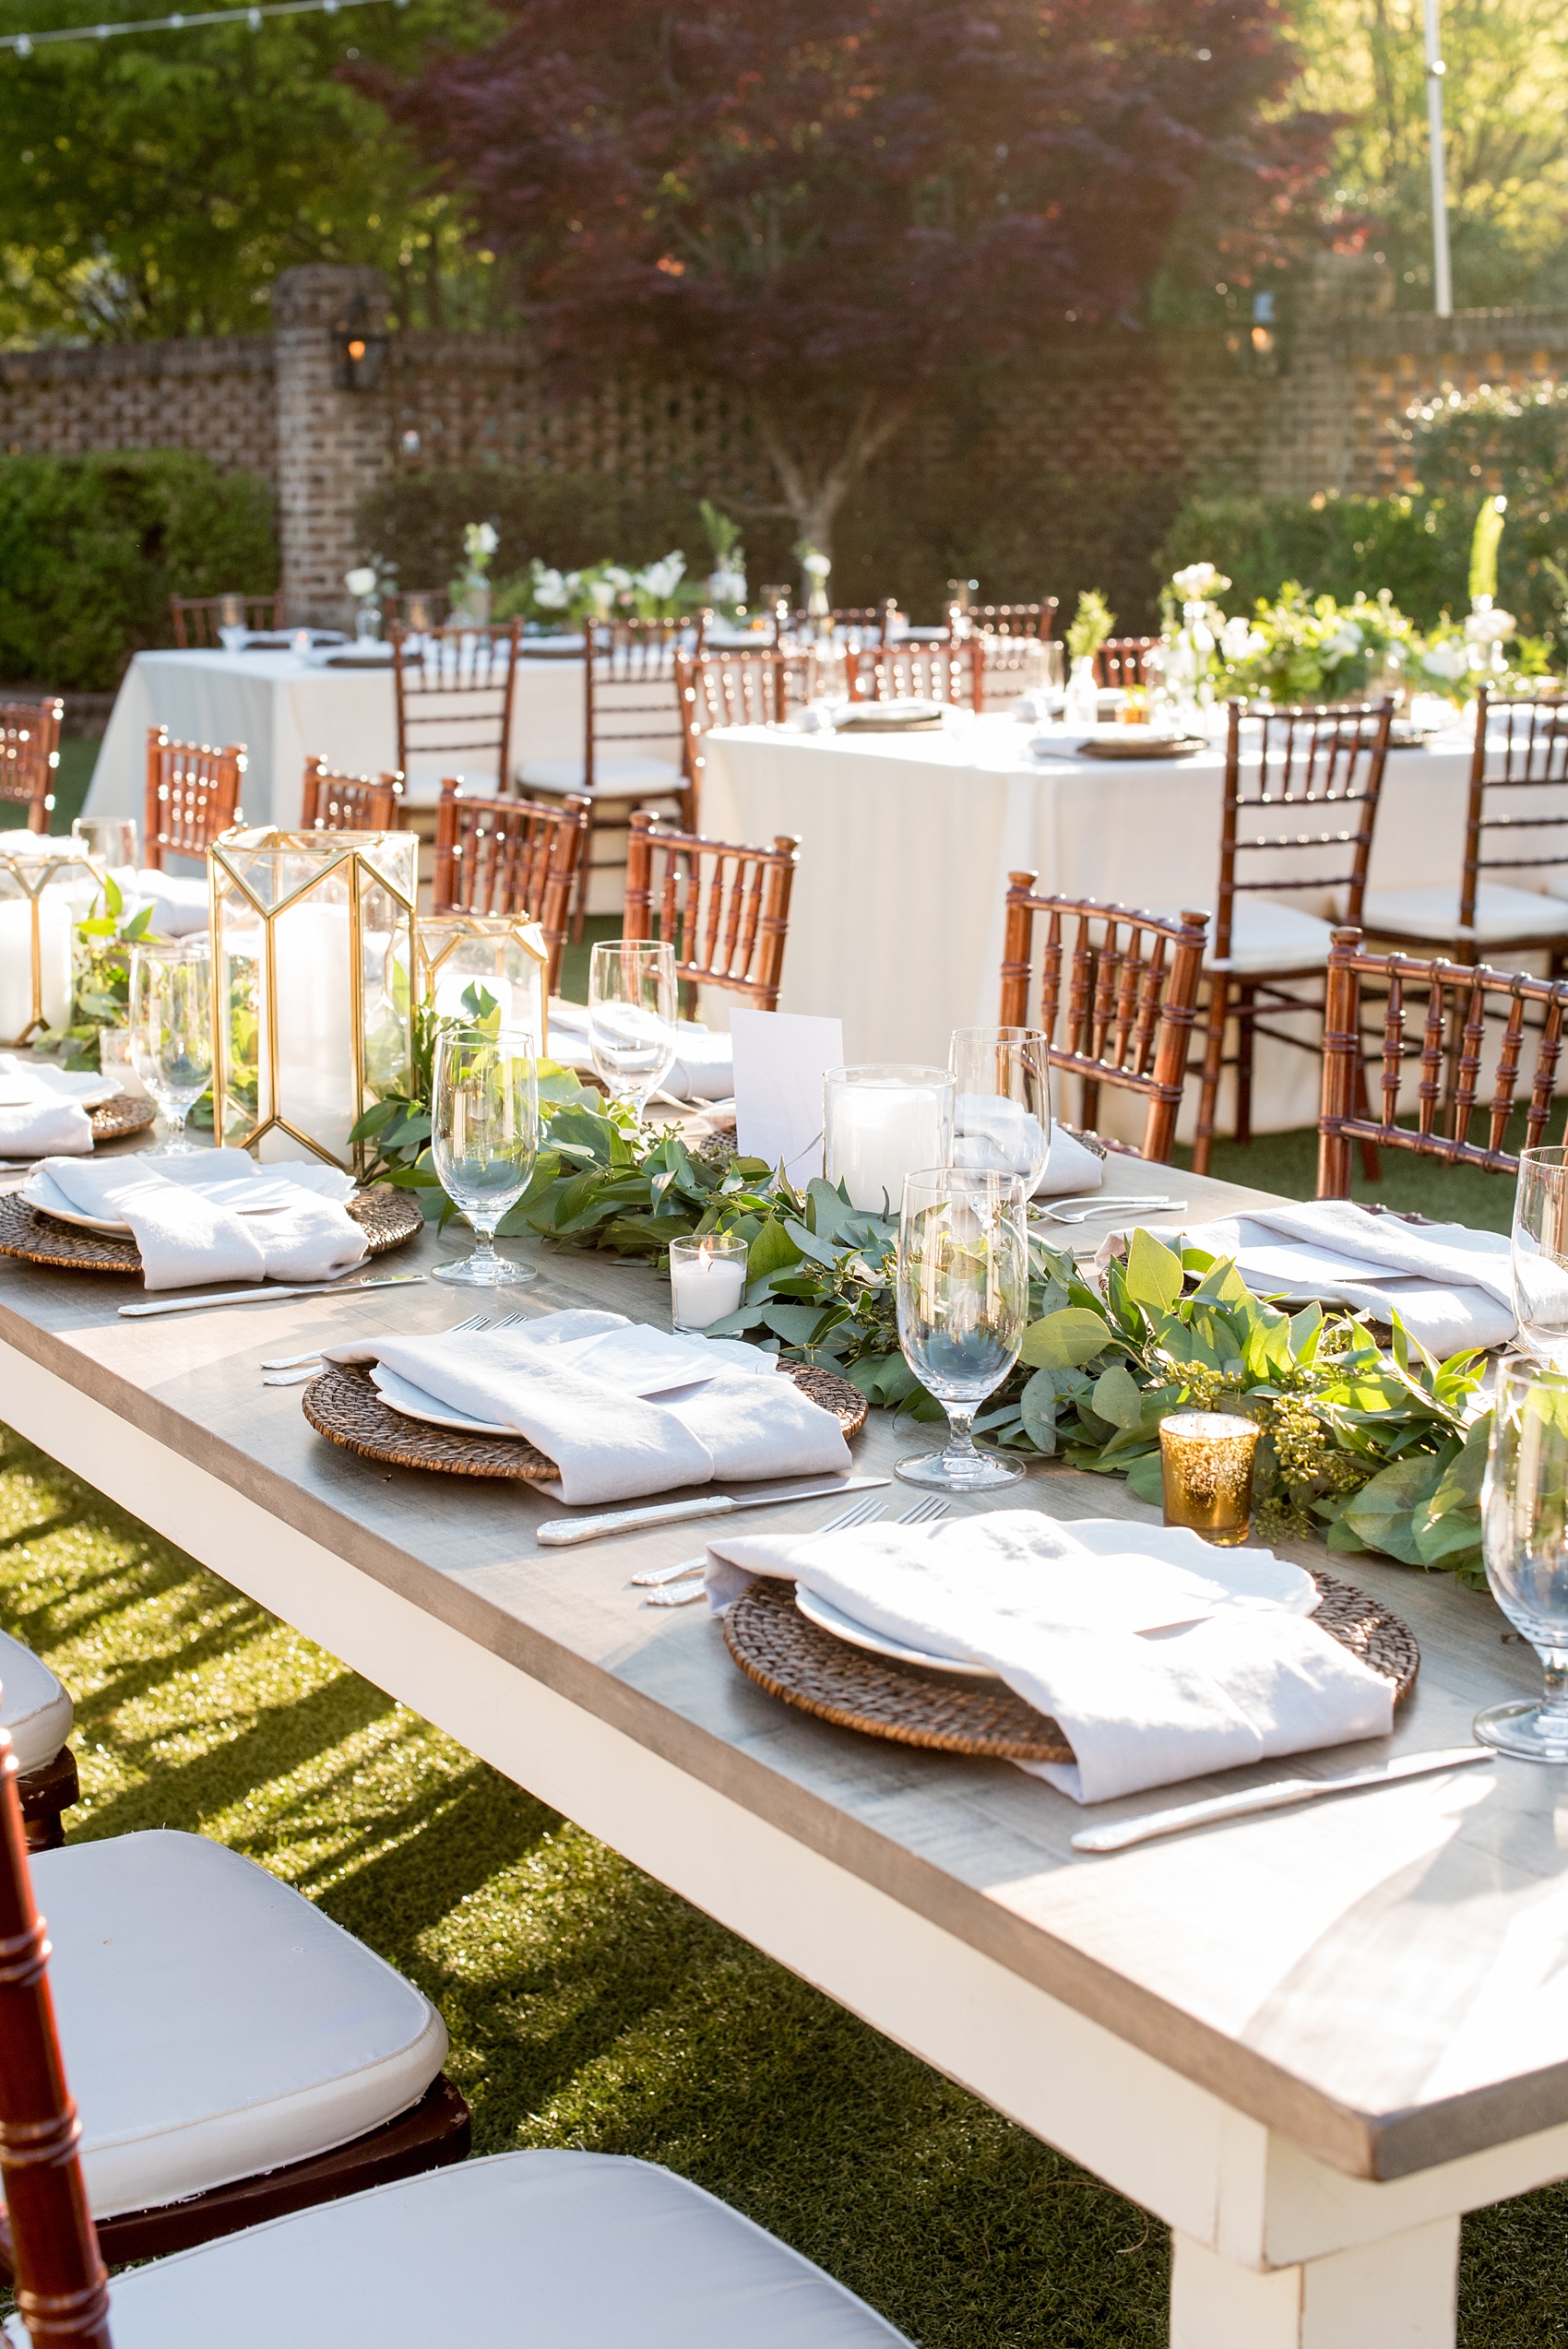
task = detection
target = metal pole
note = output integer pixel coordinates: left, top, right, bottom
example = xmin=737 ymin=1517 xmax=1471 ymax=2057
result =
xmin=1423 ymin=0 xmax=1454 ymax=316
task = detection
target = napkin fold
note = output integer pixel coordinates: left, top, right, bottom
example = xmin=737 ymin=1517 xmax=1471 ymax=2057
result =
xmin=546 ymin=999 xmax=735 ymax=1101
xmin=26 ymin=1151 xmax=366 ymax=1290
xmin=706 ymin=1511 xmax=1390 ymax=1804
xmin=0 ymin=1054 xmax=115 ymax=1157
xmin=1182 ymin=1200 xmax=1513 ymax=1358
xmin=324 ymin=1309 xmax=852 ymax=1506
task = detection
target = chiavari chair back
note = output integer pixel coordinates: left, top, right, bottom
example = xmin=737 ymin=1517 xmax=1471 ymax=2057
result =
xmin=624 ymin=812 xmax=800 ymax=1013
xmin=849 ymin=639 xmax=980 ymax=710
xmin=674 ymin=647 xmax=814 ymax=815
xmin=1094 ymin=636 xmax=1159 ymax=692
xmin=144 ymin=728 xmax=245 ymax=871
xmin=169 ymin=592 xmax=285 ymax=649
xmin=0 ymin=696 xmax=63 ymax=833
xmin=973 ymin=633 xmax=1046 ymax=712
xmin=971 ymin=599 xmax=1058 ymax=639
xmin=431 ymin=781 xmax=589 ymax=992
xmin=1317 ymin=925 xmax=1568 ymax=1194
xmin=381 ymin=589 xmax=450 ymax=633
xmin=300 ymin=758 xmax=403 ymax=834
xmin=389 ymin=620 xmax=522 ymax=799
xmin=999 ymin=879 xmax=1208 ymax=1162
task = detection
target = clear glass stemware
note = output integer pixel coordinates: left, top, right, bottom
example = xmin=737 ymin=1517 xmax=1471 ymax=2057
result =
xmin=1478 ymin=1358 xmax=1568 ymax=1761
xmin=128 ymin=940 xmax=211 ymax=1153
xmin=948 ymin=1026 xmax=1051 ymax=1196
xmin=895 ymin=1166 xmax=1028 ymax=1491
xmin=588 ymin=941 xmax=677 ymax=1118
xmin=431 ymin=1024 xmax=539 ymax=1288
xmin=1512 ymin=1145 xmax=1568 ymax=1365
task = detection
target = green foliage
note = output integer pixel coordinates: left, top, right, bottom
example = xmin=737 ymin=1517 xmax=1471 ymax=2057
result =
xmin=0 ymin=452 xmax=276 ymax=690
xmin=1157 ymin=491 xmax=1471 ymax=634
xmin=1065 ymin=590 xmax=1115 ymax=661
xmin=36 ymin=870 xmax=160 ymax=1070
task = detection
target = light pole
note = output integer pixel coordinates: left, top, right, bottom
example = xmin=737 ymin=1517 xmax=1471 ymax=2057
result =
xmin=1423 ymin=0 xmax=1454 ymax=316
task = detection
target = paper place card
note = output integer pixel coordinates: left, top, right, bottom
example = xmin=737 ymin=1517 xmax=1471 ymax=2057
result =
xmin=731 ymin=1010 xmax=844 ymax=1188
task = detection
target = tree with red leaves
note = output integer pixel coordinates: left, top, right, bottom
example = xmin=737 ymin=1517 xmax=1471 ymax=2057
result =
xmin=382 ymin=0 xmax=1331 ymax=554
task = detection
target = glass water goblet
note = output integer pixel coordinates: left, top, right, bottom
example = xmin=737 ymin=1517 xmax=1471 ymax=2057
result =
xmin=949 ymin=1027 xmax=1051 ymax=1195
xmin=128 ymin=940 xmax=212 ymax=1153
xmin=588 ymin=941 xmax=677 ymax=1118
xmin=71 ymin=816 xmax=138 ymax=874
xmin=1512 ymin=1145 xmax=1568 ymax=1365
xmin=1477 ymin=1358 xmax=1568 ymax=1761
xmin=895 ymin=1167 xmax=1028 ymax=1491
xmin=431 ymin=1025 xmax=539 ymax=1288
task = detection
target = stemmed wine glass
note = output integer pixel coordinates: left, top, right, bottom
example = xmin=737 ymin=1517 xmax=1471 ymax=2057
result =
xmin=128 ymin=940 xmax=212 ymax=1154
xmin=1477 ymin=1358 xmax=1568 ymax=1761
xmin=895 ymin=1167 xmax=1028 ymax=1490
xmin=1512 ymin=1145 xmax=1568 ymax=1364
xmin=431 ymin=1024 xmax=539 ymax=1287
xmin=949 ymin=1027 xmax=1051 ymax=1195
xmin=588 ymin=942 xmax=677 ymax=1118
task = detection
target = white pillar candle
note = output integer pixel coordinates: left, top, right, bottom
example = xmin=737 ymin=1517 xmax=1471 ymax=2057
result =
xmin=826 ymin=1074 xmax=954 ymax=1214
xmin=262 ymin=899 xmax=355 ymax=1163
xmin=670 ymin=1240 xmax=748 ymax=1332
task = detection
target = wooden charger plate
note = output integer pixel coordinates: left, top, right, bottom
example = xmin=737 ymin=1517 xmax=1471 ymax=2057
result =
xmin=0 ymin=1182 xmax=422 ymax=1275
xmin=722 ymin=1571 xmax=1419 ymax=1762
xmin=302 ymin=1357 xmax=869 ymax=1482
xmin=89 ymin=1094 xmax=158 ymax=1143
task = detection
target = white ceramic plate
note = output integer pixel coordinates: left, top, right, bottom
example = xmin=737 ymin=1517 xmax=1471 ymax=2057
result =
xmin=795 ymin=1585 xmax=1001 ymax=1679
xmin=370 ymin=1363 xmax=521 ymax=1438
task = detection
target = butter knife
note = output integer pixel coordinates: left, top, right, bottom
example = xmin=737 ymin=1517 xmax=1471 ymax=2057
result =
xmin=118 ymin=1272 xmax=426 ymax=1319
xmin=536 ymin=1474 xmax=889 ymax=1548
xmin=1071 ymin=1745 xmax=1493 ymax=1854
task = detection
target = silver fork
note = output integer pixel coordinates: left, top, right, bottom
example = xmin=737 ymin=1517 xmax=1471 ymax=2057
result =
xmin=260 ymin=1308 xmax=517 ymax=1385
xmin=635 ymin=1491 xmax=887 ymax=1591
xmin=641 ymin=1494 xmax=949 ymax=1607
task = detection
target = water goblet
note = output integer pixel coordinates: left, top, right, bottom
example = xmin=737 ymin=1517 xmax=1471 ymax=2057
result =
xmin=128 ymin=940 xmax=211 ymax=1153
xmin=431 ymin=1024 xmax=539 ymax=1287
xmin=948 ymin=1027 xmax=1051 ymax=1195
xmin=895 ymin=1167 xmax=1028 ymax=1491
xmin=1477 ymin=1358 xmax=1568 ymax=1761
xmin=71 ymin=816 xmax=138 ymax=873
xmin=588 ymin=942 xmax=677 ymax=1119
xmin=1512 ymin=1145 xmax=1568 ymax=1365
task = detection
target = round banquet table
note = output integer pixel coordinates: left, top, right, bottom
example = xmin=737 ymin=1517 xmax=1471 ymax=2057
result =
xmin=699 ymin=709 xmax=1521 ymax=1142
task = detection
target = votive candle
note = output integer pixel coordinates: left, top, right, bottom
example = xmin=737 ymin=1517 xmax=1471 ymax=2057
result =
xmin=670 ymin=1234 xmax=749 ymax=1333
xmin=1158 ymin=1411 xmax=1260 ymax=1547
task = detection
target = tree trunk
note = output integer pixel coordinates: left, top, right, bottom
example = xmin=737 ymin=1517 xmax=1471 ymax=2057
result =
xmin=751 ymin=390 xmax=914 ymax=573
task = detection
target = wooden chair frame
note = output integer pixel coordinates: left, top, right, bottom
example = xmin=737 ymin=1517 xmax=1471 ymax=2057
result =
xmin=971 ymin=599 xmax=1058 ymax=639
xmin=674 ymin=647 xmax=813 ymax=822
xmin=389 ymin=620 xmax=522 ymax=798
xmin=169 ymin=592 xmax=284 ymax=649
xmin=1318 ymin=925 xmax=1568 ymax=1195
xmin=300 ymin=758 xmax=403 ymax=834
xmin=999 ymin=877 xmax=1208 ymax=1163
xmin=1192 ymin=696 xmax=1393 ymax=1176
xmin=624 ymin=812 xmax=800 ymax=1014
xmin=849 ymin=639 xmax=980 ymax=710
xmin=0 ymin=697 xmax=63 ymax=834
xmin=431 ymin=781 xmax=589 ymax=994
xmin=144 ymin=728 xmax=245 ymax=870
xmin=535 ymin=623 xmax=694 ymax=938
xmin=1094 ymin=636 xmax=1160 ymax=692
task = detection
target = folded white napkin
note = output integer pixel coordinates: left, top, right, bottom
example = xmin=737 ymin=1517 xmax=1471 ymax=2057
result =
xmin=26 ymin=1150 xmax=365 ymax=1290
xmin=953 ymin=1092 xmax=1048 ymax=1183
xmin=0 ymin=1053 xmax=118 ymax=1155
xmin=127 ymin=872 xmax=210 ymax=940
xmin=546 ymin=999 xmax=734 ymax=1101
xmin=1035 ymin=1126 xmax=1104 ymax=1198
xmin=706 ymin=1511 xmax=1390 ymax=1804
xmin=1182 ymin=1201 xmax=1513 ymax=1358
xmin=324 ymin=1307 xmax=851 ymax=1506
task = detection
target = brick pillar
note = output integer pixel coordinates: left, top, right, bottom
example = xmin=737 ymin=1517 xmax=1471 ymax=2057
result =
xmin=1258 ymin=254 xmax=1394 ymax=500
xmin=270 ymin=265 xmax=392 ymax=625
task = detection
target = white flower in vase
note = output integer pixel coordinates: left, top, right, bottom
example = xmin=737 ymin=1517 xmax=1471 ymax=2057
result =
xmin=531 ymin=564 xmax=569 ymax=611
xmin=1465 ymin=606 xmax=1515 ymax=646
xmin=1171 ymin=562 xmax=1231 ymax=600
xmin=464 ymin=521 xmax=499 ymax=569
xmin=344 ymin=565 xmax=377 ymax=599
xmin=1321 ymin=620 xmax=1364 ymax=663
xmin=636 ymin=552 xmax=687 ymax=604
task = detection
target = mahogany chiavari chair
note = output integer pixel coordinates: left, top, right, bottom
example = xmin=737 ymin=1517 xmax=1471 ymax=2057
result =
xmin=624 ymin=811 xmax=800 ymax=1014
xmin=381 ymin=588 xmax=450 ymax=633
xmin=673 ymin=647 xmax=814 ymax=820
xmin=1317 ymin=926 xmax=1568 ymax=1196
xmin=1361 ymin=686 xmax=1568 ymax=970
xmin=1094 ymin=635 xmax=1160 ymax=692
xmin=388 ymin=619 xmax=522 ymax=800
xmin=144 ymin=727 xmax=245 ymax=871
xmin=1190 ymin=696 xmax=1394 ymax=1177
xmin=299 ymin=757 xmax=404 ymax=834
xmin=849 ymin=638 xmax=980 ymax=710
xmin=998 ymin=879 xmax=1209 ymax=1163
xmin=971 ymin=599 xmax=1058 ymax=638
xmin=973 ymin=632 xmax=1046 ymax=712
xmin=431 ymin=780 xmax=589 ymax=993
xmin=169 ymin=591 xmax=285 ymax=649
xmin=0 ymin=695 xmax=62 ymax=833
xmin=0 ymin=1718 xmax=909 ymax=2348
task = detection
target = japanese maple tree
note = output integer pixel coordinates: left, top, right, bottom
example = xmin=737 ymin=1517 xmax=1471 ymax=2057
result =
xmin=380 ymin=0 xmax=1331 ymax=553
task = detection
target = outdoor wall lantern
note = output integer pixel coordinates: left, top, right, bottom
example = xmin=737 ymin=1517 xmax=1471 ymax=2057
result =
xmin=331 ymin=293 xmax=390 ymax=393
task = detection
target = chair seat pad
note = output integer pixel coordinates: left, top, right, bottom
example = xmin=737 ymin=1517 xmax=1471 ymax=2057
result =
xmin=70 ymin=2152 xmax=911 ymax=2349
xmin=1164 ymin=899 xmax=1336 ymax=974
xmin=31 ymin=1830 xmax=446 ymax=2220
xmin=0 ymin=1627 xmax=70 ymax=1774
xmin=1361 ymin=881 xmax=1568 ymax=944
xmin=517 ymin=755 xmax=684 ymax=799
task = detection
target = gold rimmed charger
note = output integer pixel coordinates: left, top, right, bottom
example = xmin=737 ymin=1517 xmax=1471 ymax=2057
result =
xmin=0 ymin=1183 xmax=422 ymax=1275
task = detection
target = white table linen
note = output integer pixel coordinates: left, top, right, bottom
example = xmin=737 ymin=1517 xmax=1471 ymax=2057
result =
xmin=545 ymin=998 xmax=735 ymax=1100
xmin=25 ymin=1151 xmax=364 ymax=1289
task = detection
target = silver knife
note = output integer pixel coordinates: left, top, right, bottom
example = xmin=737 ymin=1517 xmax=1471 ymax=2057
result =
xmin=537 ymin=1474 xmax=889 ymax=1548
xmin=1071 ymin=1745 xmax=1494 ymax=1854
xmin=118 ymin=1272 xmax=426 ymax=1319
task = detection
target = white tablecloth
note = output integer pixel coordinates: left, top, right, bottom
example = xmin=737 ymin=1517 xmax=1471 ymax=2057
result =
xmin=84 ymin=649 xmax=586 ymax=834
xmin=701 ymin=712 xmax=1491 ymax=1139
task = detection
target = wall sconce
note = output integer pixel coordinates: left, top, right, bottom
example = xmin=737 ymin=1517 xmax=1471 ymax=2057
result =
xmin=331 ymin=292 xmax=389 ymax=393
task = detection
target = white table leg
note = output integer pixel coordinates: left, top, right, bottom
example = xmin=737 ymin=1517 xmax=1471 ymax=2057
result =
xmin=1170 ymin=2216 xmax=1460 ymax=2349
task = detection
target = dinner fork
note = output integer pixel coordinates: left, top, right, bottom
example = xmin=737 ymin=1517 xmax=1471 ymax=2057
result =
xmin=259 ymin=1308 xmax=523 ymax=1385
xmin=640 ymin=1494 xmax=950 ymax=1607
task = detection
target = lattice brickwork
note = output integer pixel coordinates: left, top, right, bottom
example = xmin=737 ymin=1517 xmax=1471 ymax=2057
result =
xmin=0 ymin=337 xmax=275 ymax=474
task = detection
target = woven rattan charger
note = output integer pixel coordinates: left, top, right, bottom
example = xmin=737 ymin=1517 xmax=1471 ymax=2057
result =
xmin=301 ymin=1358 xmax=870 ymax=1481
xmin=89 ymin=1095 xmax=158 ymax=1143
xmin=0 ymin=1183 xmax=422 ymax=1275
xmin=721 ymin=1572 xmax=1420 ymax=1763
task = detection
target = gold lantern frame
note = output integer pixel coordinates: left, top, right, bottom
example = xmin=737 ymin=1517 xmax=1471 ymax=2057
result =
xmin=415 ymin=911 xmax=550 ymax=1053
xmin=207 ymin=826 xmax=417 ymax=1173
xmin=0 ymin=841 xmax=107 ymax=1050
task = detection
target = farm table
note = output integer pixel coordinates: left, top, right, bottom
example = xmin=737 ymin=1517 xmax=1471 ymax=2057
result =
xmin=0 ymin=1146 xmax=1559 ymax=2348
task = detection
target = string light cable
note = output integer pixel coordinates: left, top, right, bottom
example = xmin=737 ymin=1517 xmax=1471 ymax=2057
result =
xmin=0 ymin=0 xmax=407 ymax=55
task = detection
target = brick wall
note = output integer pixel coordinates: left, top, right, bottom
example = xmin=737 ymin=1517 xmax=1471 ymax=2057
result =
xmin=0 ymin=335 xmax=274 ymax=473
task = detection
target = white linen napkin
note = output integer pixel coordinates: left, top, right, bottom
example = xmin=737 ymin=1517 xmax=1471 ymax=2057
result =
xmin=1182 ymin=1200 xmax=1513 ymax=1358
xmin=26 ymin=1151 xmax=366 ymax=1289
xmin=323 ymin=1308 xmax=852 ymax=1505
xmin=705 ymin=1511 xmax=1391 ymax=1804
xmin=0 ymin=1054 xmax=117 ymax=1157
xmin=127 ymin=872 xmax=211 ymax=940
xmin=546 ymin=999 xmax=735 ymax=1101
xmin=1035 ymin=1126 xmax=1104 ymax=1198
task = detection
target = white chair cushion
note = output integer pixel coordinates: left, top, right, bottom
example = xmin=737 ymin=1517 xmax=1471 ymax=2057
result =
xmin=1361 ymin=881 xmax=1568 ymax=945
xmin=31 ymin=1830 xmax=446 ymax=2220
xmin=66 ymin=2151 xmax=911 ymax=2348
xmin=1159 ymin=899 xmax=1336 ymax=974
xmin=517 ymin=754 xmax=684 ymax=799
xmin=0 ymin=1628 xmax=70 ymax=1774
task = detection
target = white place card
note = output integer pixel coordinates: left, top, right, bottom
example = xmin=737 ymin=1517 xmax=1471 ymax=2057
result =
xmin=731 ymin=1010 xmax=844 ymax=1188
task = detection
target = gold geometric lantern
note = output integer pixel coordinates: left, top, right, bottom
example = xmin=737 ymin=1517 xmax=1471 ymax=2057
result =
xmin=0 ymin=838 xmax=105 ymax=1050
xmin=416 ymin=912 xmax=549 ymax=1052
xmin=208 ymin=827 xmax=417 ymax=1171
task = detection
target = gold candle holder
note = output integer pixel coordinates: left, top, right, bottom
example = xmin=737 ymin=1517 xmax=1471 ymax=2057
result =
xmin=1158 ymin=1411 xmax=1260 ymax=1547
xmin=416 ymin=911 xmax=548 ymax=1053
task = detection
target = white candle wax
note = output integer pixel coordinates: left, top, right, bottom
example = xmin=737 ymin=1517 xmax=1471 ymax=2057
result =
xmin=0 ymin=886 xmax=73 ymax=1043
xmin=262 ymin=899 xmax=355 ymax=1163
xmin=671 ymin=1249 xmax=747 ymax=1330
xmin=830 ymin=1083 xmax=947 ymax=1213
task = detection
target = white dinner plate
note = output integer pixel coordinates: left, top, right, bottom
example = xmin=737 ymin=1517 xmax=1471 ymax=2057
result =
xmin=795 ymin=1586 xmax=1001 ymax=1679
xmin=370 ymin=1364 xmax=522 ymax=1439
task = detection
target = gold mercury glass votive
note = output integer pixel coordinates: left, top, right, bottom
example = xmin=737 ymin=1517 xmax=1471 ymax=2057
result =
xmin=1158 ymin=1411 xmax=1260 ymax=1546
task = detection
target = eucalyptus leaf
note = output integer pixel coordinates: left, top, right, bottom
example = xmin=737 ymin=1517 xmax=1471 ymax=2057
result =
xmin=1019 ymin=1308 xmax=1116 ymax=1370
xmin=1123 ymin=1228 xmax=1183 ymax=1314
